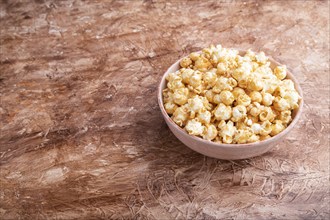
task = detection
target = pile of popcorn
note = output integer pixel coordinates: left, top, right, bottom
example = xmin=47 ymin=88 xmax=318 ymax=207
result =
xmin=163 ymin=44 xmax=301 ymax=144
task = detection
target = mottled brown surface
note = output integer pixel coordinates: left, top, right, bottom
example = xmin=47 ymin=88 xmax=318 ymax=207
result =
xmin=0 ymin=0 xmax=329 ymax=219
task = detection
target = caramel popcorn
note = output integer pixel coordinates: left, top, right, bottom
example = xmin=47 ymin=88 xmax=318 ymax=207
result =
xmin=163 ymin=44 xmax=301 ymax=144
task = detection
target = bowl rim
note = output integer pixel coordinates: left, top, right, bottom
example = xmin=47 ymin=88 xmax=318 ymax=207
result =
xmin=157 ymin=49 xmax=304 ymax=148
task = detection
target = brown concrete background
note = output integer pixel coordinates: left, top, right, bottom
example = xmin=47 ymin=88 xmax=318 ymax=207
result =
xmin=0 ymin=0 xmax=329 ymax=219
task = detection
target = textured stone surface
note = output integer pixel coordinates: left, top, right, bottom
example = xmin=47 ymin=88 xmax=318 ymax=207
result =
xmin=0 ymin=0 xmax=329 ymax=219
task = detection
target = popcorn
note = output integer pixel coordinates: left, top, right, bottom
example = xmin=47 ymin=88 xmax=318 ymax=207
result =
xmin=203 ymin=124 xmax=218 ymax=141
xmin=205 ymin=90 xmax=215 ymax=103
xmin=214 ymin=103 xmax=232 ymax=121
xmin=188 ymin=95 xmax=204 ymax=113
xmin=218 ymin=120 xmax=227 ymax=130
xmin=244 ymin=49 xmax=256 ymax=61
xmin=219 ymin=90 xmax=235 ymax=106
xmin=232 ymin=87 xmax=246 ymax=99
xmin=273 ymin=97 xmax=291 ymax=111
xmin=260 ymin=135 xmax=271 ymax=141
xmin=260 ymin=121 xmax=272 ymax=136
xmin=238 ymin=78 xmax=249 ymax=89
xmin=249 ymin=91 xmax=262 ymax=103
xmin=247 ymin=115 xmax=259 ymax=123
xmin=213 ymin=76 xmax=233 ymax=93
xmin=197 ymin=109 xmax=212 ymax=124
xmin=248 ymin=134 xmax=260 ymax=143
xmin=278 ymin=110 xmax=292 ymax=124
xmin=247 ymin=78 xmax=264 ymax=91
xmin=262 ymin=92 xmax=275 ymax=106
xmin=262 ymin=79 xmax=278 ymax=94
xmin=219 ymin=121 xmax=236 ymax=143
xmin=164 ymin=102 xmax=178 ymax=114
xmin=236 ymin=121 xmax=249 ymax=130
xmin=234 ymin=129 xmax=253 ymax=144
xmin=251 ymin=123 xmax=262 ymax=134
xmin=222 ymin=135 xmax=233 ymax=144
xmin=167 ymin=79 xmax=184 ymax=90
xmin=270 ymin=120 xmax=285 ymax=136
xmin=173 ymin=88 xmax=189 ymax=105
xmin=273 ymin=86 xmax=286 ymax=97
xmin=259 ymin=106 xmax=275 ymax=122
xmin=282 ymin=79 xmax=295 ymax=90
xmin=231 ymin=105 xmax=247 ymax=122
xmin=181 ymin=68 xmax=194 ymax=84
xmin=216 ymin=62 xmax=228 ymax=75
xmin=237 ymin=93 xmax=251 ymax=106
xmin=163 ymin=44 xmax=301 ymax=143
xmin=213 ymin=93 xmax=222 ymax=104
xmin=166 ymin=71 xmax=181 ymax=82
xmin=203 ymin=69 xmax=217 ymax=88
xmin=194 ymin=56 xmax=212 ymax=72
xmin=245 ymin=118 xmax=253 ymax=126
xmin=187 ymin=71 xmax=202 ymax=88
xmin=249 ymin=104 xmax=261 ymax=117
xmin=172 ymin=106 xmax=189 ymax=126
xmin=274 ymin=65 xmax=287 ymax=80
xmin=283 ymin=90 xmax=300 ymax=109
xmin=189 ymin=52 xmax=200 ymax=61
xmin=180 ymin=57 xmax=192 ymax=68
xmin=185 ymin=119 xmax=205 ymax=136
xmin=227 ymin=77 xmax=238 ymax=88
xmin=255 ymin=52 xmax=268 ymax=64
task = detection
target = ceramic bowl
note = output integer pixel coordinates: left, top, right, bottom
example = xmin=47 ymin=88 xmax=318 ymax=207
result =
xmin=158 ymin=50 xmax=303 ymax=160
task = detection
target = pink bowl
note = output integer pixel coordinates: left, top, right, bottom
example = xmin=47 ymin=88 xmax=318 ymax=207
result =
xmin=158 ymin=50 xmax=304 ymax=160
